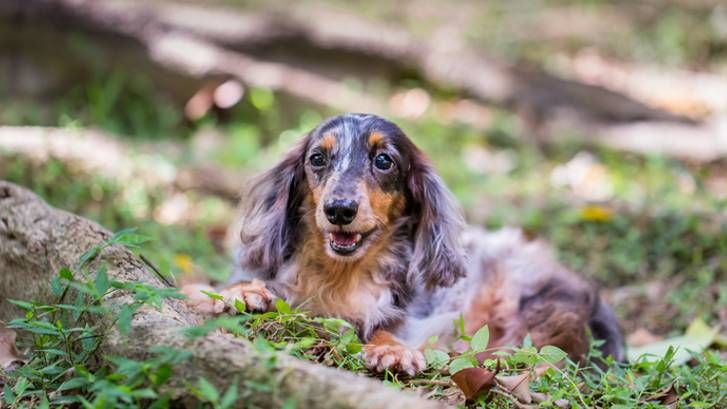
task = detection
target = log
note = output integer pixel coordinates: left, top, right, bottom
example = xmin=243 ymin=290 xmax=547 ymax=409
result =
xmin=0 ymin=126 xmax=246 ymax=201
xmin=0 ymin=180 xmax=446 ymax=409
xmin=2 ymin=0 xmax=724 ymax=162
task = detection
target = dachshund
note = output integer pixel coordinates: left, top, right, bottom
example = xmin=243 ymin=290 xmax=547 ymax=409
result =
xmin=183 ymin=113 xmax=625 ymax=376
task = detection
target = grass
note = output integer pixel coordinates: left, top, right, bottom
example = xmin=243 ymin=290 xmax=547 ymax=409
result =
xmin=2 ymin=236 xmax=725 ymax=407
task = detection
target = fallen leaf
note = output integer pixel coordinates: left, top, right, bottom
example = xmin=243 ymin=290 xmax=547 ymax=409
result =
xmin=644 ymin=383 xmax=679 ymax=406
xmin=580 ymin=205 xmax=613 ymax=222
xmin=174 ymin=254 xmax=195 ymax=275
xmin=531 ymin=391 xmax=550 ymax=403
xmin=627 ymin=327 xmax=663 ymax=347
xmin=496 ymin=372 xmax=532 ymax=403
xmin=0 ymin=327 xmax=24 ymax=371
xmin=627 ymin=318 xmax=718 ymax=365
xmin=451 ymin=367 xmax=496 ymax=401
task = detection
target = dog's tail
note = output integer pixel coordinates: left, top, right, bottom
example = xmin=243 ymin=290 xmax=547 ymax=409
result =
xmin=588 ymin=297 xmax=626 ymax=363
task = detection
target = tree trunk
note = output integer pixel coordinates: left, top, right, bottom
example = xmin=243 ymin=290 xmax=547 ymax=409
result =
xmin=0 ymin=180 xmax=446 ymax=409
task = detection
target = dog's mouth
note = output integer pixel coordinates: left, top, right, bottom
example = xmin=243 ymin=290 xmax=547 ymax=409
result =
xmin=328 ymin=230 xmax=375 ymax=255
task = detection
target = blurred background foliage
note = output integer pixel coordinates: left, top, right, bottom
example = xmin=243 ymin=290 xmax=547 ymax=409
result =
xmin=1 ymin=0 xmax=725 ymax=340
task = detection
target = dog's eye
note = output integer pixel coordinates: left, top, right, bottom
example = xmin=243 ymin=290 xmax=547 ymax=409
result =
xmin=374 ymin=153 xmax=394 ymax=171
xmin=310 ymin=153 xmax=327 ymax=168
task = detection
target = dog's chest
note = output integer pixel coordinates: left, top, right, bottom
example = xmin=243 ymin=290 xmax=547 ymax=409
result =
xmin=280 ymin=261 xmax=402 ymax=334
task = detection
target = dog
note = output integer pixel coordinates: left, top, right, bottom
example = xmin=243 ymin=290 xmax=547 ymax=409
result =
xmin=183 ymin=113 xmax=625 ymax=375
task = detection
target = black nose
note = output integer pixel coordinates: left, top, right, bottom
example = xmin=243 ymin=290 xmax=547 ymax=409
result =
xmin=324 ymin=199 xmax=359 ymax=225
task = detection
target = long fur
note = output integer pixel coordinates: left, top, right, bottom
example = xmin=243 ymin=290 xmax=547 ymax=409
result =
xmin=228 ymin=113 xmax=626 ymax=362
xmin=406 ymin=149 xmax=466 ymax=288
xmin=237 ymin=137 xmax=309 ymax=280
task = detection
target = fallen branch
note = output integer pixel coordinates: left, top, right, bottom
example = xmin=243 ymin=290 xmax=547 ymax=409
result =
xmin=2 ymin=0 xmax=724 ymax=161
xmin=11 ymin=0 xmax=686 ymax=123
xmin=0 ymin=126 xmax=245 ymax=201
xmin=0 ymin=180 xmax=445 ymax=409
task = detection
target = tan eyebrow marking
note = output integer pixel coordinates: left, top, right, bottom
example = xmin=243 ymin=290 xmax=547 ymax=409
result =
xmin=320 ymin=133 xmax=337 ymax=151
xmin=368 ymin=131 xmax=384 ymax=147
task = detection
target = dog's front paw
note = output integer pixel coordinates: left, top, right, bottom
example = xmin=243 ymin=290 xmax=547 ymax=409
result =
xmin=181 ymin=283 xmax=226 ymax=314
xmin=363 ymin=344 xmax=426 ymax=376
xmin=219 ymin=279 xmax=276 ymax=313
xmin=181 ymin=280 xmax=276 ymax=315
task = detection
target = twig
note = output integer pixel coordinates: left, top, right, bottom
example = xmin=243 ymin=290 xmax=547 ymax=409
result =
xmin=408 ymin=379 xmax=454 ymax=387
xmin=140 ymin=253 xmax=176 ymax=288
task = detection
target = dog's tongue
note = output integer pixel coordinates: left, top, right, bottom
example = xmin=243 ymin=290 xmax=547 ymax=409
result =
xmin=331 ymin=232 xmax=358 ymax=246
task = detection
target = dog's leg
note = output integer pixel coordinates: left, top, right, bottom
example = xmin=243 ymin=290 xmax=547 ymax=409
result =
xmin=363 ymin=329 xmax=426 ymax=376
xmin=181 ymin=279 xmax=277 ymax=314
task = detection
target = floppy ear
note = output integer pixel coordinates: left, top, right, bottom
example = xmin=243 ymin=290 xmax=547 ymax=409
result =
xmin=237 ymin=138 xmax=308 ymax=279
xmin=407 ymin=151 xmax=466 ymax=288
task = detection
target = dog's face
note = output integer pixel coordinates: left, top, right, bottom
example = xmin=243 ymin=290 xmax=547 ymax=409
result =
xmin=239 ymin=113 xmax=466 ymax=288
xmin=303 ymin=118 xmax=411 ymax=260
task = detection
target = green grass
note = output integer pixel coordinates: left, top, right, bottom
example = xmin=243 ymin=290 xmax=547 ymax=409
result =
xmin=2 ymin=235 xmax=725 ymax=408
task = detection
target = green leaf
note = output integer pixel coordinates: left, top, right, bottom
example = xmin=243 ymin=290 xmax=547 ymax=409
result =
xmin=3 ymin=384 xmax=16 ymax=404
xmin=59 ymin=267 xmax=74 ymax=281
xmin=72 ymin=291 xmax=85 ymax=321
xmin=281 ymin=397 xmax=297 ymax=409
xmin=196 ymin=377 xmax=220 ymax=402
xmin=274 ymin=298 xmax=292 ymax=314
xmin=291 ymin=337 xmax=317 ymax=352
xmin=539 ymin=345 xmax=568 ymax=364
xmin=78 ymin=246 xmax=100 ymax=267
xmin=37 ymin=394 xmax=50 ymax=409
xmin=511 ymin=346 xmax=539 ymax=366
xmin=201 ymin=290 xmax=224 ymax=301
xmin=220 ymin=382 xmax=238 ymax=409
xmin=13 ymin=377 xmax=29 ymax=397
xmin=132 ymin=388 xmax=158 ymax=399
xmin=57 ymin=377 xmax=89 ymax=391
xmin=148 ymin=396 xmax=170 ymax=409
xmin=424 ymin=348 xmax=450 ymax=370
xmin=312 ymin=317 xmax=353 ymax=333
xmin=151 ymin=364 xmax=173 ymax=386
xmin=335 ymin=329 xmax=357 ymax=353
xmin=8 ymin=299 xmax=34 ymax=310
xmin=627 ymin=318 xmax=719 ymax=365
xmin=37 ymin=348 xmax=68 ymax=357
xmin=118 ymin=305 xmax=134 ymax=335
xmin=346 ymin=342 xmax=363 ymax=354
xmin=234 ymin=299 xmax=246 ymax=314
xmin=111 ymin=228 xmax=152 ymax=247
xmin=94 ymin=266 xmax=110 ymax=297
xmin=471 ymin=325 xmax=490 ymax=353
xmin=449 ymin=355 xmax=476 ymax=374
xmin=50 ymin=276 xmax=64 ymax=296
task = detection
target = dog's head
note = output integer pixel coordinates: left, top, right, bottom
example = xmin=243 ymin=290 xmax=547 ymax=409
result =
xmin=239 ymin=113 xmax=465 ymax=288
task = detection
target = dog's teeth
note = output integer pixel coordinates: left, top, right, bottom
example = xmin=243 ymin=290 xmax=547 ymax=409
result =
xmin=354 ymin=234 xmax=362 ymax=242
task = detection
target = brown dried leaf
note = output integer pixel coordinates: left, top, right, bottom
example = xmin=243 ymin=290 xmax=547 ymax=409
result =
xmin=0 ymin=327 xmax=24 ymax=371
xmin=451 ymin=367 xmax=496 ymax=401
xmin=627 ymin=327 xmax=663 ymax=347
xmin=644 ymin=383 xmax=679 ymax=407
xmin=496 ymin=373 xmax=532 ymax=403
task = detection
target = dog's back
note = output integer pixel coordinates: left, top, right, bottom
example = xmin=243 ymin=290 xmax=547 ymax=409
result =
xmin=398 ymin=227 xmax=625 ymax=363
